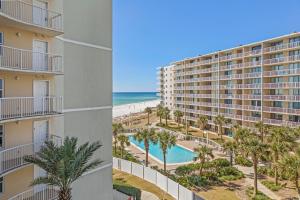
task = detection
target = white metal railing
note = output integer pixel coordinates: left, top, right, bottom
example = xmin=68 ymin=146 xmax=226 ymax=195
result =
xmin=0 ymin=96 xmax=63 ymax=121
xmin=244 ymin=49 xmax=262 ymax=57
xmin=263 ymin=41 xmax=300 ymax=53
xmin=243 ymin=61 xmax=261 ymax=68
xmin=0 ymin=0 xmax=63 ymax=32
xmin=263 ymin=106 xmax=300 ymax=115
xmin=243 ymin=72 xmax=261 ymax=79
xmin=264 ymin=118 xmax=300 ymax=127
xmin=264 ymin=55 xmax=300 ymax=65
xmin=263 ymin=68 xmax=300 ymax=77
xmin=244 ymin=116 xmax=261 ymax=122
xmin=243 ymin=83 xmax=261 ymax=89
xmin=264 ymin=95 xmax=300 ymax=101
xmin=219 ymin=53 xmax=243 ymax=61
xmin=0 ymin=45 xmax=63 ymax=73
xmin=264 ymin=82 xmax=300 ymax=88
xmin=243 ymin=105 xmax=261 ymax=111
xmin=219 ymin=94 xmax=242 ymax=99
xmin=219 ymin=63 xmax=244 ymax=71
xmin=219 ymin=104 xmax=243 ymax=110
xmin=8 ymin=186 xmax=58 ymax=200
xmin=243 ymin=94 xmax=261 ymax=100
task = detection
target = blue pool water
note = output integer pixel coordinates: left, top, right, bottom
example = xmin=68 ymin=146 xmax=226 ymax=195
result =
xmin=129 ymin=136 xmax=197 ymax=164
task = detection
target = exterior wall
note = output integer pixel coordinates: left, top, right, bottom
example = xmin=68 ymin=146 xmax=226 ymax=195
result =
xmin=62 ymin=0 xmax=113 ymax=199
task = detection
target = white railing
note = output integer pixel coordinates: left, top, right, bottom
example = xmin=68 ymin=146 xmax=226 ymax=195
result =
xmin=243 ymin=116 xmax=261 ymax=122
xmin=264 ymin=82 xmax=300 ymax=88
xmin=243 ymin=94 xmax=261 ymax=100
xmin=8 ymin=186 xmax=58 ymax=200
xmin=263 ymin=106 xmax=300 ymax=115
xmin=263 ymin=41 xmax=300 ymax=53
xmin=244 ymin=49 xmax=262 ymax=57
xmin=264 ymin=95 xmax=300 ymax=101
xmin=243 ymin=72 xmax=261 ymax=79
xmin=263 ymin=68 xmax=300 ymax=76
xmin=0 ymin=45 xmax=63 ymax=73
xmin=113 ymin=158 xmax=204 ymax=200
xmin=0 ymin=0 xmax=63 ymax=32
xmin=219 ymin=63 xmax=244 ymax=71
xmin=0 ymin=96 xmax=63 ymax=121
xmin=219 ymin=104 xmax=243 ymax=110
xmin=243 ymin=61 xmax=261 ymax=68
xmin=243 ymin=83 xmax=261 ymax=89
xmin=263 ymin=118 xmax=300 ymax=127
xmin=219 ymin=53 xmax=243 ymax=61
xmin=219 ymin=94 xmax=242 ymax=99
xmin=243 ymin=105 xmax=261 ymax=111
xmin=264 ymin=55 xmax=300 ymax=65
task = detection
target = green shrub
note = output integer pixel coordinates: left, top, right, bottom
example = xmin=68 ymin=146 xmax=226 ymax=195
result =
xmin=218 ymin=166 xmax=244 ymax=181
xmin=188 ymin=175 xmax=208 ymax=187
xmin=113 ymin=183 xmax=142 ymax=200
xmin=212 ymin=158 xmax=230 ymax=171
xmin=261 ymin=180 xmax=282 ymax=191
xmin=113 ymin=148 xmax=141 ymax=164
xmin=258 ymin=166 xmax=288 ymax=180
xmin=235 ymin=155 xmax=253 ymax=167
xmin=175 ymin=165 xmax=194 ymax=176
xmin=246 ymin=187 xmax=271 ymax=200
xmin=176 ymin=176 xmax=191 ymax=188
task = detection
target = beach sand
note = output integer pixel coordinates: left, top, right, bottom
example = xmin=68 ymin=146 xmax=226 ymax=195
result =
xmin=113 ymin=99 xmax=160 ymax=118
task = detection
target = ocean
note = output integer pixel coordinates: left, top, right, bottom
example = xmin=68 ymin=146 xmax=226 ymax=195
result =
xmin=113 ymin=92 xmax=159 ymax=106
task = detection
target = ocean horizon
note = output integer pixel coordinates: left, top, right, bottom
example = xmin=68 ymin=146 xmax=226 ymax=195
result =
xmin=113 ymin=92 xmax=159 ymax=106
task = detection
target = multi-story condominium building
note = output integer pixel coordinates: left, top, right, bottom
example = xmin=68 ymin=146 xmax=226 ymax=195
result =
xmin=0 ymin=0 xmax=112 ymax=199
xmin=157 ymin=65 xmax=175 ymax=112
xmin=158 ymin=33 xmax=300 ymax=136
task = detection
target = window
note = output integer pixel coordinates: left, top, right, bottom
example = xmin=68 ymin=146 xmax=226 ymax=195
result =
xmin=252 ymin=112 xmax=261 ymax=117
xmin=271 ymin=113 xmax=283 ymax=120
xmin=252 ymin=56 xmax=261 ymax=62
xmin=0 ymin=79 xmax=3 ymax=98
xmin=252 ymin=89 xmax=261 ymax=95
xmin=0 ymin=125 xmax=3 ymax=149
xmin=224 ymin=70 xmax=232 ymax=76
xmin=289 ymin=89 xmax=300 ymax=95
xmin=270 ymin=89 xmax=283 ymax=95
xmin=225 ymin=99 xmax=232 ymax=104
xmin=251 ymin=100 xmax=261 ymax=106
xmin=271 ymin=77 xmax=283 ymax=83
xmin=0 ymin=32 xmax=3 ymax=55
xmin=0 ymin=177 xmax=3 ymax=194
xmin=273 ymin=101 xmax=282 ymax=108
xmin=252 ymin=45 xmax=262 ymax=51
xmin=270 ymin=53 xmax=283 ymax=59
xmin=289 ymin=37 xmax=300 ymax=43
xmin=271 ymin=65 xmax=284 ymax=71
xmin=289 ymin=102 xmax=300 ymax=109
xmin=289 ymin=76 xmax=300 ymax=82
xmin=270 ymin=41 xmax=283 ymax=47
xmin=289 ymin=63 xmax=300 ymax=70
xmin=289 ymin=50 xmax=300 ymax=56
xmin=248 ymin=78 xmax=261 ymax=84
xmin=250 ymin=67 xmax=261 ymax=73
xmin=289 ymin=115 xmax=300 ymax=122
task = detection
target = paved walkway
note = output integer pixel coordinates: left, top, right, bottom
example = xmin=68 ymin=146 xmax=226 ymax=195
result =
xmin=141 ymin=191 xmax=160 ymax=200
xmin=235 ymin=165 xmax=281 ymax=200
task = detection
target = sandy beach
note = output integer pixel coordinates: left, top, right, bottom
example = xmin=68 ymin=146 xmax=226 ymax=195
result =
xmin=113 ymin=99 xmax=160 ymax=118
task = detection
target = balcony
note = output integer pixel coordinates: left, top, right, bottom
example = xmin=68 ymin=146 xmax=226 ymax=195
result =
xmin=0 ymin=0 xmax=63 ymax=36
xmin=219 ymin=63 xmax=243 ymax=71
xmin=263 ymin=69 xmax=300 ymax=77
xmin=219 ymin=53 xmax=243 ymax=61
xmin=263 ymin=41 xmax=300 ymax=53
xmin=264 ymin=95 xmax=300 ymax=101
xmin=219 ymin=74 xmax=243 ymax=80
xmin=263 ymin=106 xmax=300 ymax=115
xmin=264 ymin=118 xmax=300 ymax=127
xmin=0 ymin=45 xmax=63 ymax=74
xmin=219 ymin=104 xmax=243 ymax=110
xmin=243 ymin=83 xmax=261 ymax=89
xmin=263 ymin=82 xmax=300 ymax=89
xmin=263 ymin=55 xmax=300 ymax=65
xmin=244 ymin=49 xmax=262 ymax=57
xmin=243 ymin=105 xmax=261 ymax=111
xmin=8 ymin=186 xmax=58 ymax=200
xmin=244 ymin=115 xmax=261 ymax=122
xmin=243 ymin=94 xmax=261 ymax=100
xmin=0 ymin=96 xmax=63 ymax=122
xmin=243 ymin=61 xmax=261 ymax=68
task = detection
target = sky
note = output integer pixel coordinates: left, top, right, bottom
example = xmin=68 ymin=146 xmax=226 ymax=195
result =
xmin=113 ymin=0 xmax=300 ymax=92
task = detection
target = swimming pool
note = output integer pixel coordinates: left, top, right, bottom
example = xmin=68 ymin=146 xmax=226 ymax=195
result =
xmin=129 ymin=136 xmax=197 ymax=164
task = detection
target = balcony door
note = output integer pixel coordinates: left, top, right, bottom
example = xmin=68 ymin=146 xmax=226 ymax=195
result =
xmin=33 ymin=80 xmax=49 ymax=113
xmin=33 ymin=120 xmax=48 ymax=193
xmin=33 ymin=0 xmax=48 ymax=27
xmin=33 ymin=40 xmax=48 ymax=71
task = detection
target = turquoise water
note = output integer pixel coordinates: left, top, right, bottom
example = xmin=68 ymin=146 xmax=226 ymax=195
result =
xmin=129 ymin=136 xmax=197 ymax=164
xmin=113 ymin=92 xmax=158 ymax=106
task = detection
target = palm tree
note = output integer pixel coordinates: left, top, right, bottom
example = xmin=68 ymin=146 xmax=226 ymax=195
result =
xmin=255 ymin=121 xmax=268 ymax=143
xmin=222 ymin=141 xmax=237 ymax=166
xmin=24 ymin=137 xmax=102 ymax=200
xmin=194 ymin=146 xmax=214 ymax=175
xmin=156 ymin=104 xmax=164 ymax=125
xmin=112 ymin=123 xmax=124 ymax=153
xmin=241 ymin=134 xmax=268 ymax=197
xmin=144 ymin=107 xmax=152 ymax=125
xmin=267 ymin=126 xmax=296 ymax=185
xmin=213 ymin=115 xmax=226 ymax=140
xmin=197 ymin=115 xmax=208 ymax=137
xmin=134 ymin=128 xmax=158 ymax=166
xmin=158 ymin=131 xmax=176 ymax=172
xmin=163 ymin=107 xmax=170 ymax=126
xmin=173 ymin=110 xmax=183 ymax=127
xmin=279 ymin=148 xmax=300 ymax=199
xmin=117 ymin=134 xmax=130 ymax=158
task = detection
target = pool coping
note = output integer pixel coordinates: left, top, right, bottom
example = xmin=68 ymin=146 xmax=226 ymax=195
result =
xmin=128 ymin=136 xmax=197 ymax=166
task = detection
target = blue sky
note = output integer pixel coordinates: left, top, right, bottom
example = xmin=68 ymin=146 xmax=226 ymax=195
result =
xmin=113 ymin=0 xmax=300 ymax=92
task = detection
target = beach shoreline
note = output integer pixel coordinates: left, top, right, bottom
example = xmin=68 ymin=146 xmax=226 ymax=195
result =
xmin=113 ymin=99 xmax=160 ymax=118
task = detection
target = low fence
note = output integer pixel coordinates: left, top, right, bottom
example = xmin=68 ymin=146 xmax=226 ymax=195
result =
xmin=113 ymin=157 xmax=204 ymax=200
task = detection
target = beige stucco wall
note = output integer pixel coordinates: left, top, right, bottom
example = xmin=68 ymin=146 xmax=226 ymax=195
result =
xmin=0 ymin=166 xmax=33 ymax=200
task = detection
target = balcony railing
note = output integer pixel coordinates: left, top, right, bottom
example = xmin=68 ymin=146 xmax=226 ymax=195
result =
xmin=0 ymin=136 xmax=61 ymax=175
xmin=244 ymin=49 xmax=262 ymax=57
xmin=0 ymin=45 xmax=63 ymax=74
xmin=264 ymin=82 xmax=300 ymax=88
xmin=219 ymin=104 xmax=243 ymax=110
xmin=220 ymin=63 xmax=243 ymax=71
xmin=263 ymin=69 xmax=300 ymax=77
xmin=243 ymin=105 xmax=261 ymax=111
xmin=0 ymin=0 xmax=63 ymax=32
xmin=264 ymin=118 xmax=300 ymax=127
xmin=243 ymin=61 xmax=261 ymax=68
xmin=264 ymin=95 xmax=300 ymax=101
xmin=219 ymin=53 xmax=243 ymax=61
xmin=263 ymin=106 xmax=300 ymax=115
xmin=263 ymin=41 xmax=300 ymax=53
xmin=244 ymin=115 xmax=261 ymax=122
xmin=8 ymin=186 xmax=58 ymax=200
xmin=264 ymin=55 xmax=300 ymax=65
xmin=0 ymin=96 xmax=63 ymax=121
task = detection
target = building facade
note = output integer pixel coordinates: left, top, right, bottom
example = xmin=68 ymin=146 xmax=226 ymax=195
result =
xmin=157 ymin=65 xmax=175 ymax=112
xmin=158 ymin=33 xmax=300 ymax=135
xmin=0 ymin=0 xmax=112 ymax=199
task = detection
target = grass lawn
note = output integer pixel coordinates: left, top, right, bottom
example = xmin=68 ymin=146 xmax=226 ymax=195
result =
xmin=195 ymin=184 xmax=241 ymax=200
xmin=113 ymin=169 xmax=175 ymax=200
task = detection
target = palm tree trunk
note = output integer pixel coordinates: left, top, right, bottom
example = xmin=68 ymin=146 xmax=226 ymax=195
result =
xmin=121 ymin=147 xmax=123 ymax=158
xmin=147 ymin=113 xmax=150 ymax=125
xmin=230 ymin=152 xmax=233 ymax=166
xmin=165 ymin=116 xmax=168 ymax=126
xmin=177 ymin=118 xmax=179 ymax=127
xmin=59 ymin=188 xmax=72 ymax=200
xmin=199 ymin=161 xmax=204 ymax=176
xmin=145 ymin=142 xmax=149 ymax=167
xmin=163 ymin=153 xmax=166 ymax=172
xmin=274 ymin=153 xmax=279 ymax=185
xmin=253 ymin=158 xmax=258 ymax=197
xmin=159 ymin=116 xmax=162 ymax=124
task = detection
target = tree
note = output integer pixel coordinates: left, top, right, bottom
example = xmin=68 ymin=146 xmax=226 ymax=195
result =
xmin=213 ymin=115 xmax=226 ymax=140
xmin=163 ymin=107 xmax=170 ymax=126
xmin=194 ymin=145 xmax=214 ymax=175
xmin=117 ymin=134 xmax=130 ymax=158
xmin=279 ymin=148 xmax=300 ymax=199
xmin=174 ymin=110 xmax=183 ymax=127
xmin=267 ymin=126 xmax=296 ymax=185
xmin=255 ymin=121 xmax=269 ymax=143
xmin=158 ymin=131 xmax=176 ymax=172
xmin=222 ymin=141 xmax=237 ymax=166
xmin=144 ymin=107 xmax=152 ymax=125
xmin=112 ymin=123 xmax=124 ymax=153
xmin=156 ymin=104 xmax=164 ymax=125
xmin=24 ymin=137 xmax=102 ymax=200
xmin=197 ymin=115 xmax=208 ymax=137
xmin=241 ymin=133 xmax=268 ymax=197
xmin=134 ymin=128 xmax=158 ymax=166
